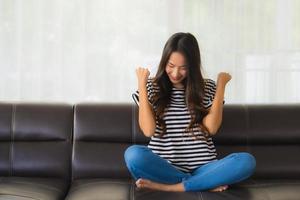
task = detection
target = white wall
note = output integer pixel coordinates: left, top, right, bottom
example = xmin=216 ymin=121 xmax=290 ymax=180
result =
xmin=0 ymin=0 xmax=299 ymax=103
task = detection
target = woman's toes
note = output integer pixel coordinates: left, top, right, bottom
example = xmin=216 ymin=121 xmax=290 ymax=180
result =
xmin=220 ymin=185 xmax=228 ymax=191
xmin=135 ymin=178 xmax=143 ymax=188
xmin=136 ymin=178 xmax=151 ymax=188
xmin=210 ymin=185 xmax=229 ymax=192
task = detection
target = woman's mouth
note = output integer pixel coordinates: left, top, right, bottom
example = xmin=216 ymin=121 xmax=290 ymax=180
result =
xmin=170 ymin=77 xmax=180 ymax=82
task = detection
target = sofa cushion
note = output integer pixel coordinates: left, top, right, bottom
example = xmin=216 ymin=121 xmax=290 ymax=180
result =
xmin=74 ymin=104 xmax=132 ymax=143
xmin=65 ymin=178 xmax=201 ymax=200
xmin=72 ymin=104 xmax=133 ymax=179
xmin=249 ymin=145 xmax=300 ymax=179
xmin=0 ymin=177 xmax=68 ymax=200
xmin=246 ymin=105 xmax=300 ymax=144
xmin=72 ymin=142 xmax=131 ymax=179
xmin=0 ymin=103 xmax=73 ymax=180
xmin=65 ymin=178 xmax=132 ymax=200
xmin=243 ymin=179 xmax=300 ymax=200
xmin=0 ymin=103 xmax=12 ymax=176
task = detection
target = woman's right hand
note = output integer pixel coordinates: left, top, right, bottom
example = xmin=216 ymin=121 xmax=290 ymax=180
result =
xmin=136 ymin=67 xmax=150 ymax=88
xmin=135 ymin=67 xmax=156 ymax=137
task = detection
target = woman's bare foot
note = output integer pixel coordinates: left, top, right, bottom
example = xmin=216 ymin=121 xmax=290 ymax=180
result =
xmin=135 ymin=178 xmax=228 ymax=192
xmin=135 ymin=178 xmax=185 ymax=192
xmin=210 ymin=185 xmax=228 ymax=192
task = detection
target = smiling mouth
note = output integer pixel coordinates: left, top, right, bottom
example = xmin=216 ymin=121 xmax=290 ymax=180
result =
xmin=171 ymin=77 xmax=181 ymax=81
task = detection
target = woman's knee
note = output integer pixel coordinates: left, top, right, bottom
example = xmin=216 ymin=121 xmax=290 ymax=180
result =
xmin=234 ymin=152 xmax=256 ymax=173
xmin=124 ymin=145 xmax=147 ymax=167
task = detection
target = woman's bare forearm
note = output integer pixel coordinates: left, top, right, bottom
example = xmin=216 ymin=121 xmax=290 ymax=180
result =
xmin=138 ymin=86 xmax=156 ymax=137
xmin=202 ymin=82 xmax=225 ymax=135
xmin=135 ymin=67 xmax=156 ymax=137
xmin=202 ymin=72 xmax=231 ymax=135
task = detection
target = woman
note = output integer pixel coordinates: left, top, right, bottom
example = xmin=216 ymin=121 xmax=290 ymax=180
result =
xmin=124 ymin=32 xmax=256 ymax=192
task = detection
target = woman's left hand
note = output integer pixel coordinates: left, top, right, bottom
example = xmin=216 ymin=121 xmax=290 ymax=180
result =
xmin=217 ymin=72 xmax=232 ymax=85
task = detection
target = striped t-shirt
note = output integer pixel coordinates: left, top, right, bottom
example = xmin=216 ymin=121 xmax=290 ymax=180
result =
xmin=132 ymin=78 xmax=221 ymax=173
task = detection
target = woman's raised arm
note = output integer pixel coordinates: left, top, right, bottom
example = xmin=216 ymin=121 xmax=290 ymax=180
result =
xmin=202 ymin=72 xmax=231 ymax=135
xmin=136 ymin=67 xmax=156 ymax=137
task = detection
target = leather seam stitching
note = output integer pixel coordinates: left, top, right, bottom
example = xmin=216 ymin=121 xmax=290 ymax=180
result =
xmin=9 ymin=104 xmax=16 ymax=176
xmin=244 ymin=104 xmax=251 ymax=153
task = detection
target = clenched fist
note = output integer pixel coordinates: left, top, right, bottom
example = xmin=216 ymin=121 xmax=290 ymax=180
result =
xmin=136 ymin=67 xmax=150 ymax=87
xmin=217 ymin=72 xmax=232 ymax=86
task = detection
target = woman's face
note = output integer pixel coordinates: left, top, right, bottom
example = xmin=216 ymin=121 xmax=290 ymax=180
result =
xmin=165 ymin=52 xmax=187 ymax=88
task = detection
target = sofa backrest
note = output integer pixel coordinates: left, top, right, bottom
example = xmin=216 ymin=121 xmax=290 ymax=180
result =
xmin=1 ymin=103 xmax=299 ymax=180
xmin=72 ymin=104 xmax=300 ymax=180
xmin=72 ymin=104 xmax=137 ymax=180
xmin=214 ymin=104 xmax=300 ymax=179
xmin=0 ymin=103 xmax=73 ymax=180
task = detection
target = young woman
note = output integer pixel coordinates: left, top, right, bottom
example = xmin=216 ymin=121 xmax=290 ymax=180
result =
xmin=124 ymin=32 xmax=256 ymax=192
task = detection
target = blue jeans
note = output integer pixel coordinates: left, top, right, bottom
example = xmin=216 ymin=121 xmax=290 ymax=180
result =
xmin=124 ymin=145 xmax=256 ymax=192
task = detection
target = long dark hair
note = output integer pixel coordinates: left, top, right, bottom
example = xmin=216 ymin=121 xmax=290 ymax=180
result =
xmin=152 ymin=32 xmax=210 ymax=139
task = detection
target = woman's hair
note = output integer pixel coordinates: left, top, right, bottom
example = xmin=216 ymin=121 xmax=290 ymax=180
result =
xmin=152 ymin=32 xmax=210 ymax=139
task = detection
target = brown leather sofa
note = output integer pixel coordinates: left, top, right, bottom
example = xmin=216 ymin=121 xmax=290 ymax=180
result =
xmin=0 ymin=103 xmax=300 ymax=200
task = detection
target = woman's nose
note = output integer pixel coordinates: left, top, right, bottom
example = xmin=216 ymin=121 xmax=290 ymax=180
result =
xmin=172 ymin=68 xmax=180 ymax=77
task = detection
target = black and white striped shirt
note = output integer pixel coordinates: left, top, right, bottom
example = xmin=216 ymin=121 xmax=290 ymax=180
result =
xmin=132 ymin=78 xmax=221 ymax=173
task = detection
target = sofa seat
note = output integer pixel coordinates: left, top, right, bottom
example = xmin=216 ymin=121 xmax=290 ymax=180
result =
xmin=65 ymin=179 xmax=132 ymax=200
xmin=236 ymin=179 xmax=300 ymax=200
xmin=65 ymin=178 xmax=201 ymax=200
xmin=132 ymin=179 xmax=266 ymax=200
xmin=0 ymin=177 xmax=68 ymax=200
xmin=63 ymin=178 xmax=300 ymax=200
